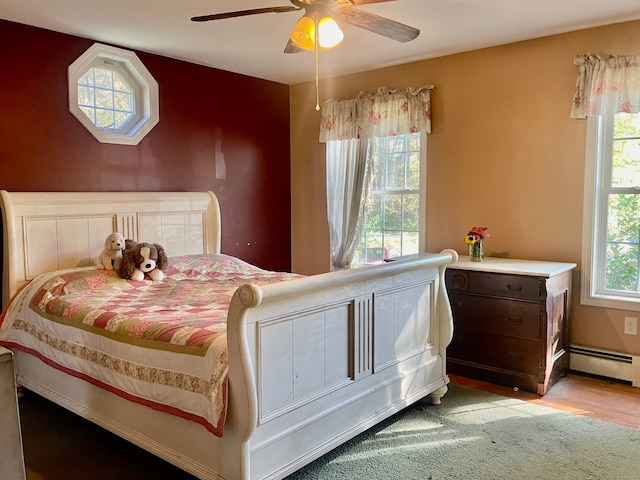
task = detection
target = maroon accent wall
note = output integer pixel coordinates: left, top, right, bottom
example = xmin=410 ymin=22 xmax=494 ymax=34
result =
xmin=0 ymin=20 xmax=291 ymax=271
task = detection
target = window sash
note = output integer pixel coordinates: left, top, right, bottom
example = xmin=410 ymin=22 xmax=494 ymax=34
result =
xmin=582 ymin=115 xmax=640 ymax=310
xmin=356 ymin=133 xmax=426 ymax=265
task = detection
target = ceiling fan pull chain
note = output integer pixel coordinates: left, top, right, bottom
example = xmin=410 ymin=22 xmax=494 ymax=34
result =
xmin=315 ymin=17 xmax=320 ymax=111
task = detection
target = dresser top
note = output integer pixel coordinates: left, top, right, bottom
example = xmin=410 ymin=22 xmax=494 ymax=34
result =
xmin=449 ymin=256 xmax=577 ymax=277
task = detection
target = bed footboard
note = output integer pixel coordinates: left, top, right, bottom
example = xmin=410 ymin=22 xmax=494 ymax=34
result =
xmin=226 ymin=250 xmax=457 ymax=480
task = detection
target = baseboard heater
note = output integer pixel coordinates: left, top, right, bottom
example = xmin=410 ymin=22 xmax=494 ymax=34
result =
xmin=570 ymin=345 xmax=640 ymax=388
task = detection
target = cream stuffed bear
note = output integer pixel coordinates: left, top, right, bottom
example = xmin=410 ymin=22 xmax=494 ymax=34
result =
xmin=96 ymin=233 xmax=126 ymax=270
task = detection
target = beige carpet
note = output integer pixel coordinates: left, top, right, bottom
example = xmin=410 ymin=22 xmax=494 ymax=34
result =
xmin=19 ymin=385 xmax=639 ymax=480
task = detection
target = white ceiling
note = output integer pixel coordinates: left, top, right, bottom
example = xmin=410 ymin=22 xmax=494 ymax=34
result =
xmin=2 ymin=0 xmax=640 ymax=85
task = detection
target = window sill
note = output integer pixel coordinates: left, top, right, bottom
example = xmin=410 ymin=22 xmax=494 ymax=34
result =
xmin=581 ymin=292 xmax=640 ymax=312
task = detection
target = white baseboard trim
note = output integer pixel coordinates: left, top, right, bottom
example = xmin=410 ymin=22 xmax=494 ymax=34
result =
xmin=570 ymin=345 xmax=640 ymax=388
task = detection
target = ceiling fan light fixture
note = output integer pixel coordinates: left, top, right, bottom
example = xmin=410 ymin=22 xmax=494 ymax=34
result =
xmin=290 ymin=13 xmax=343 ymax=51
xmin=290 ymin=16 xmax=316 ymax=50
xmin=317 ymin=16 xmax=343 ymax=49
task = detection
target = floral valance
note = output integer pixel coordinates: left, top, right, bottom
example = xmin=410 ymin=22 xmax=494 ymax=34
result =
xmin=571 ymin=53 xmax=640 ymax=118
xmin=319 ymin=86 xmax=434 ymax=142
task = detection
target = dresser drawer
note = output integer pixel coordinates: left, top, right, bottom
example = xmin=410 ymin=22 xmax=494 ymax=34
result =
xmin=447 ymin=269 xmax=541 ymax=301
xmin=449 ymin=292 xmax=540 ymax=340
xmin=448 ymin=329 xmax=540 ymax=375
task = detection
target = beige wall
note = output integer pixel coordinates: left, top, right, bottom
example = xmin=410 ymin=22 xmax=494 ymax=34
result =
xmin=290 ymin=20 xmax=640 ymax=357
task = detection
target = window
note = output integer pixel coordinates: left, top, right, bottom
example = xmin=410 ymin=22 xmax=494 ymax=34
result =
xmin=68 ymin=43 xmax=159 ymax=145
xmin=356 ymin=133 xmax=425 ymax=265
xmin=78 ymin=67 xmax=134 ymax=129
xmin=582 ymin=112 xmax=640 ymax=310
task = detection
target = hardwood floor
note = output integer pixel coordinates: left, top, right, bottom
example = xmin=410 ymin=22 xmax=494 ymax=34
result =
xmin=449 ymin=372 xmax=640 ymax=430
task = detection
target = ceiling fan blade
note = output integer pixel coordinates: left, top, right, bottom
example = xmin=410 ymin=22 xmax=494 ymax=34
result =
xmin=191 ymin=6 xmax=299 ymax=22
xmin=284 ymin=39 xmax=305 ymax=54
xmin=345 ymin=0 xmax=397 ymax=5
xmin=335 ymin=7 xmax=419 ymax=43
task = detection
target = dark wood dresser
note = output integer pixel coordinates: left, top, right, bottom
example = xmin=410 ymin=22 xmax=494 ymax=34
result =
xmin=445 ymin=257 xmax=576 ymax=395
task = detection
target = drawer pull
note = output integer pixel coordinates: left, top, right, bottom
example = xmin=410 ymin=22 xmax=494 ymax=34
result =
xmin=508 ymin=352 xmax=523 ymax=361
xmin=508 ymin=315 xmax=523 ymax=324
xmin=507 ymin=284 xmax=522 ymax=292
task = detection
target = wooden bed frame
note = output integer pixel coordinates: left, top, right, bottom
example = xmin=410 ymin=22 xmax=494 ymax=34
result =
xmin=1 ymin=190 xmax=458 ymax=480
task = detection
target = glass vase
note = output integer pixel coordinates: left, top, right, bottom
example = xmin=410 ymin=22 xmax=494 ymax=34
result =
xmin=469 ymin=240 xmax=484 ymax=262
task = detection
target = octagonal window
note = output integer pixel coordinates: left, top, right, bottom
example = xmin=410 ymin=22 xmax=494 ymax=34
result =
xmin=68 ymin=43 xmax=159 ymax=145
xmin=78 ymin=67 xmax=134 ymax=129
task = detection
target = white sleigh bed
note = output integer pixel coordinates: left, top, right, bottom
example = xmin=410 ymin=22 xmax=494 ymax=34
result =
xmin=0 ymin=190 xmax=457 ymax=480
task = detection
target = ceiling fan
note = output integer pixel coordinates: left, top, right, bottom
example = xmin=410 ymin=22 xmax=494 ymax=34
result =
xmin=191 ymin=0 xmax=420 ymax=53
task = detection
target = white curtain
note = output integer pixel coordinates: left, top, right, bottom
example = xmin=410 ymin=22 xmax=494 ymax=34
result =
xmin=571 ymin=53 xmax=640 ymax=118
xmin=321 ymin=86 xmax=434 ymax=269
xmin=326 ymin=138 xmax=372 ymax=270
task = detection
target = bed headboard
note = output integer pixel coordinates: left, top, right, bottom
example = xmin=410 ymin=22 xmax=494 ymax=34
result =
xmin=1 ymin=191 xmax=221 ymax=308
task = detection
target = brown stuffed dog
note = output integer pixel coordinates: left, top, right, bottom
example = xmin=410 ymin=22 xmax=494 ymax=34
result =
xmin=118 ymin=240 xmax=168 ymax=281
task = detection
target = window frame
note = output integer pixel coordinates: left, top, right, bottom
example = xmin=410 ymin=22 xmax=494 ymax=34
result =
xmin=68 ymin=43 xmax=159 ymax=145
xmin=581 ymin=114 xmax=640 ymax=311
xmin=357 ymin=132 xmax=427 ymax=265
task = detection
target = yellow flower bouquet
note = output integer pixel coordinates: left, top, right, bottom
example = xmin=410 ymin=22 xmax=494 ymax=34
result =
xmin=464 ymin=226 xmax=489 ymax=262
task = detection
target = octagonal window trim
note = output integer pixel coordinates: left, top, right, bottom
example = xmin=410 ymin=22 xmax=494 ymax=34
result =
xmin=68 ymin=43 xmax=159 ymax=145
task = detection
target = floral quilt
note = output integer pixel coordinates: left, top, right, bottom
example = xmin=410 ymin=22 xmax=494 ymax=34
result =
xmin=0 ymin=254 xmax=301 ymax=436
